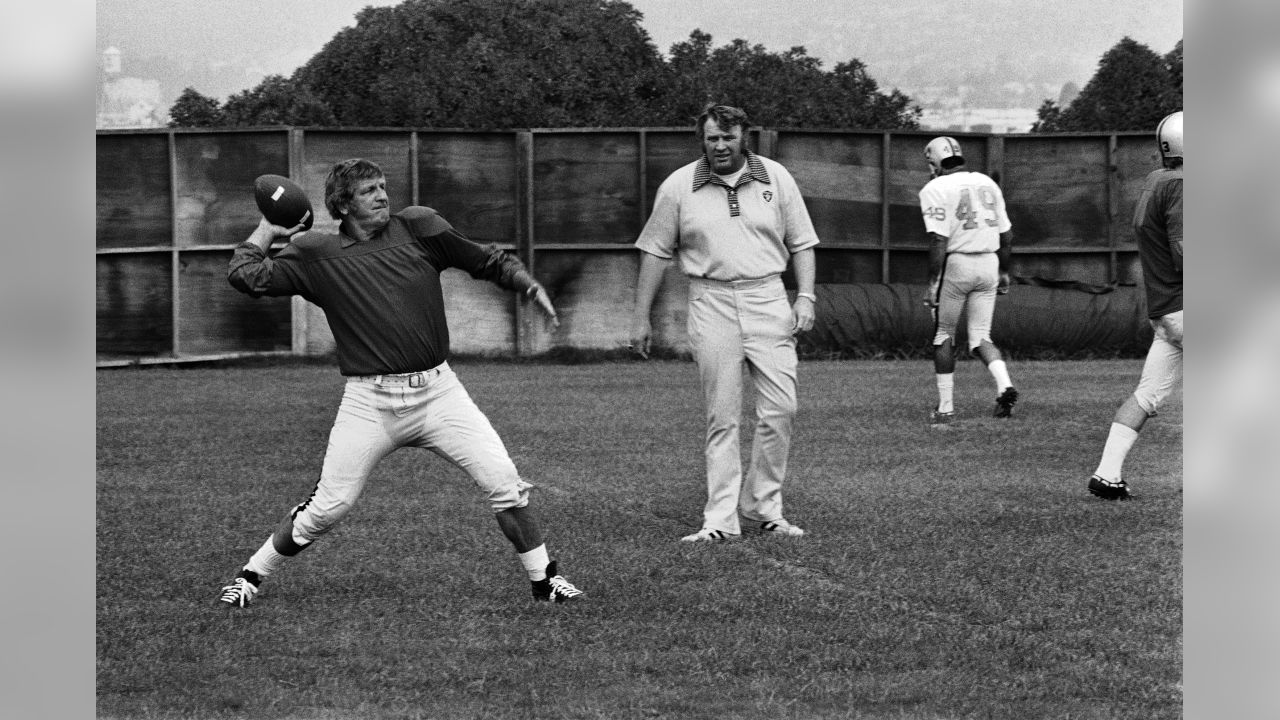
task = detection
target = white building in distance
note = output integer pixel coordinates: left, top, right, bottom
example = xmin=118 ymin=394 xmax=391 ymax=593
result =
xmin=97 ymin=47 xmax=167 ymax=129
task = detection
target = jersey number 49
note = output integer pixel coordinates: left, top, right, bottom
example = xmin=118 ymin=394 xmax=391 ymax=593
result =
xmin=955 ymin=187 xmax=999 ymax=230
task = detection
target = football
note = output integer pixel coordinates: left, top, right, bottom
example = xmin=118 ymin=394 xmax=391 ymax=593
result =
xmin=253 ymin=174 xmax=314 ymax=231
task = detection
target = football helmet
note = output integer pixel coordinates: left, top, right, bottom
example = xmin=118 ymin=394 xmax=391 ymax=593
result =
xmin=924 ymin=136 xmax=963 ymax=175
xmin=1156 ymin=111 xmax=1183 ymax=162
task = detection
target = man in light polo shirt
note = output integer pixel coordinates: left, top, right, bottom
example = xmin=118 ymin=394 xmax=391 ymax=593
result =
xmin=629 ymin=104 xmax=819 ymax=542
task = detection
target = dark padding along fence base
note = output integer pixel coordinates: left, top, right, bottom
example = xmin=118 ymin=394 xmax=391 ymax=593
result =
xmin=799 ymin=280 xmax=1153 ymax=359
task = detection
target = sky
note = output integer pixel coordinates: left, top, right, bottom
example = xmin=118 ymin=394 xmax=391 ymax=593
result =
xmin=93 ymin=0 xmax=1186 ymax=99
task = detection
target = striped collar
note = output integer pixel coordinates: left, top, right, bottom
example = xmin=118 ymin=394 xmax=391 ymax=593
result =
xmin=693 ymin=151 xmax=772 ymax=191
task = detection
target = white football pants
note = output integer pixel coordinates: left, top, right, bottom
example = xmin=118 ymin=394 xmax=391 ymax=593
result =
xmin=286 ymin=362 xmax=531 ymax=545
xmin=933 ymin=252 xmax=998 ymax=350
xmin=1133 ymin=310 xmax=1183 ymax=416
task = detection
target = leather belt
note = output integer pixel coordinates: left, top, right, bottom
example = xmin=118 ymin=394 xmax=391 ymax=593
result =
xmin=352 ymin=364 xmax=445 ymax=387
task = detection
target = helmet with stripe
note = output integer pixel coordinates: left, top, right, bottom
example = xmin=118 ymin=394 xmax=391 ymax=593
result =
xmin=924 ymin=136 xmax=964 ymax=175
xmin=1156 ymin=111 xmax=1183 ymax=163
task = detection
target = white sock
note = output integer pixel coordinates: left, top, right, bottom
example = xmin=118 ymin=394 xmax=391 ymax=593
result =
xmin=1094 ymin=423 xmax=1140 ymax=480
xmin=988 ymin=360 xmax=1012 ymax=391
xmin=936 ymin=373 xmax=954 ymax=413
xmin=245 ymin=535 xmax=288 ymax=579
xmin=519 ymin=544 xmax=550 ymax=582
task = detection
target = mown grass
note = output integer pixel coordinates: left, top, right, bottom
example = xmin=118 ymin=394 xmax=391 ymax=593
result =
xmin=97 ymin=358 xmax=1181 ymax=719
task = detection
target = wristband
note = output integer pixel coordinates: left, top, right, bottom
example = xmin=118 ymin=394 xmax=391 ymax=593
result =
xmin=796 ymin=292 xmax=816 ymax=302
xmin=526 ymin=285 xmax=540 ymax=298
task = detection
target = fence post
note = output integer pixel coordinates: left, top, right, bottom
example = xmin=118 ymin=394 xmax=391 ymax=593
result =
xmin=168 ymin=131 xmax=181 ymax=357
xmin=1106 ymin=133 xmax=1119 ymax=284
xmin=288 ymin=127 xmax=309 ymax=355
xmin=757 ymin=128 xmax=778 ymax=157
xmin=880 ymin=132 xmax=892 ymax=284
xmin=515 ymin=130 xmax=536 ymax=356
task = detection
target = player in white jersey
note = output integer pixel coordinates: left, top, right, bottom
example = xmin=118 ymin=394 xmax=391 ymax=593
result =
xmin=918 ymin=137 xmax=1018 ymax=426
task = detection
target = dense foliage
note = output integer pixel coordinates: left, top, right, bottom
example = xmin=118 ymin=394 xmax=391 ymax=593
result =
xmin=168 ymin=0 xmax=919 ymax=130
xmin=1032 ymin=37 xmax=1182 ymax=132
xmin=167 ymin=87 xmax=225 ymax=127
xmin=662 ymin=31 xmax=919 ymax=129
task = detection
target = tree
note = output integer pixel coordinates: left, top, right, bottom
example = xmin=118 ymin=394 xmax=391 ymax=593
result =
xmin=1029 ymin=99 xmax=1063 ymax=133
xmin=168 ymin=87 xmax=224 ymax=127
xmin=222 ymin=75 xmax=336 ymax=127
xmin=1162 ymin=39 xmax=1183 ymax=112
xmin=661 ymin=31 xmax=919 ymax=129
xmin=1032 ymin=37 xmax=1181 ymax=132
xmin=164 ymin=0 xmax=918 ymax=131
xmin=293 ymin=0 xmax=669 ymax=128
xmin=825 ymin=58 xmax=920 ymax=130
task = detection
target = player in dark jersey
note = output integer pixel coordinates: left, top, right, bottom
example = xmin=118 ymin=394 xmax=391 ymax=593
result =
xmin=1087 ymin=112 xmax=1184 ymax=500
xmin=218 ymin=158 xmax=584 ymax=604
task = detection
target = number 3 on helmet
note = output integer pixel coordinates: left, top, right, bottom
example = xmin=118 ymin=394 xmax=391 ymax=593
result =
xmin=924 ymin=136 xmax=963 ymax=176
xmin=1157 ymin=111 xmax=1183 ymax=162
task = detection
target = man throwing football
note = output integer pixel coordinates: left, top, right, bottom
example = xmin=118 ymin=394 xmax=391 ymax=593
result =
xmin=218 ymin=158 xmax=585 ymax=605
xmin=918 ymin=137 xmax=1018 ymax=426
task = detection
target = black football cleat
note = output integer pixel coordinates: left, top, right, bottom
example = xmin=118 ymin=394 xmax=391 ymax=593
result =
xmin=993 ymin=387 xmax=1019 ymax=418
xmin=219 ymin=568 xmax=262 ymax=607
xmin=1087 ymin=475 xmax=1132 ymax=501
xmin=532 ymin=560 xmax=584 ymax=603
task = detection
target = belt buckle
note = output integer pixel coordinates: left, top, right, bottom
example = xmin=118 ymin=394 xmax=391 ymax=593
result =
xmin=409 ymin=372 xmax=425 ymax=388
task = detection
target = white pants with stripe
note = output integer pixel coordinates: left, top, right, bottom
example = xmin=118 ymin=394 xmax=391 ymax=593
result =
xmin=933 ymin=252 xmax=998 ymax=350
xmin=687 ymin=275 xmax=799 ymax=534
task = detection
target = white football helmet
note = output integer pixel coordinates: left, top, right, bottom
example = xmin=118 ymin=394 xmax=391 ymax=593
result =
xmin=1156 ymin=111 xmax=1183 ymax=162
xmin=924 ymin=136 xmax=963 ymax=175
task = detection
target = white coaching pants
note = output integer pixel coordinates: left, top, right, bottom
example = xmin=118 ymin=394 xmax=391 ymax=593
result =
xmin=687 ymin=275 xmax=799 ymax=534
xmin=287 ymin=362 xmax=531 ymax=545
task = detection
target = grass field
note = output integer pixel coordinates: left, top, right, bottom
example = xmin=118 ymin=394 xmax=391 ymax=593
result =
xmin=96 ymin=358 xmax=1182 ymax=720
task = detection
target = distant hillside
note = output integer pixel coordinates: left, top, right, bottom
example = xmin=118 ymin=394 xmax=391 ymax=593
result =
xmin=97 ymin=0 xmax=1182 ymax=118
xmin=633 ymin=0 xmax=1182 ymax=105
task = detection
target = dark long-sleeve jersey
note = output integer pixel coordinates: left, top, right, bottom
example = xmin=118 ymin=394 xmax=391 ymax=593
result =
xmin=229 ymin=206 xmax=535 ymax=375
xmin=1132 ymin=167 xmax=1183 ymax=319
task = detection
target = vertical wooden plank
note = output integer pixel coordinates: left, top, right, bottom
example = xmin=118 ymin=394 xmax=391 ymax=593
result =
xmin=757 ymin=128 xmax=778 ymax=157
xmin=288 ymin=128 xmax=305 ymax=178
xmin=516 ymin=131 xmax=535 ymax=356
xmin=880 ymin=132 xmax=891 ymax=283
xmin=1107 ymin=134 xmax=1118 ymax=284
xmin=168 ymin=130 xmax=181 ymax=357
xmin=410 ymin=131 xmax=420 ymax=206
xmin=987 ymin=134 xmax=1006 ymax=184
xmin=988 ymin=134 xmax=1007 ymax=270
xmin=637 ymin=129 xmax=649 ymax=226
xmin=289 ymin=128 xmax=307 ymax=354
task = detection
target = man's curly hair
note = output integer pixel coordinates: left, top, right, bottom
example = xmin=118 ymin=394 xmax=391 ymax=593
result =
xmin=323 ymin=158 xmax=384 ymax=220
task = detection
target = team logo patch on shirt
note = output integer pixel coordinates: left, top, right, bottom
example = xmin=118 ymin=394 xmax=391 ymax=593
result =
xmin=762 ymin=190 xmax=773 ymax=202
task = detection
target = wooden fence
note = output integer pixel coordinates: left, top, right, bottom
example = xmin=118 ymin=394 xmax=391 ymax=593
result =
xmin=96 ymin=126 xmax=1161 ymax=365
